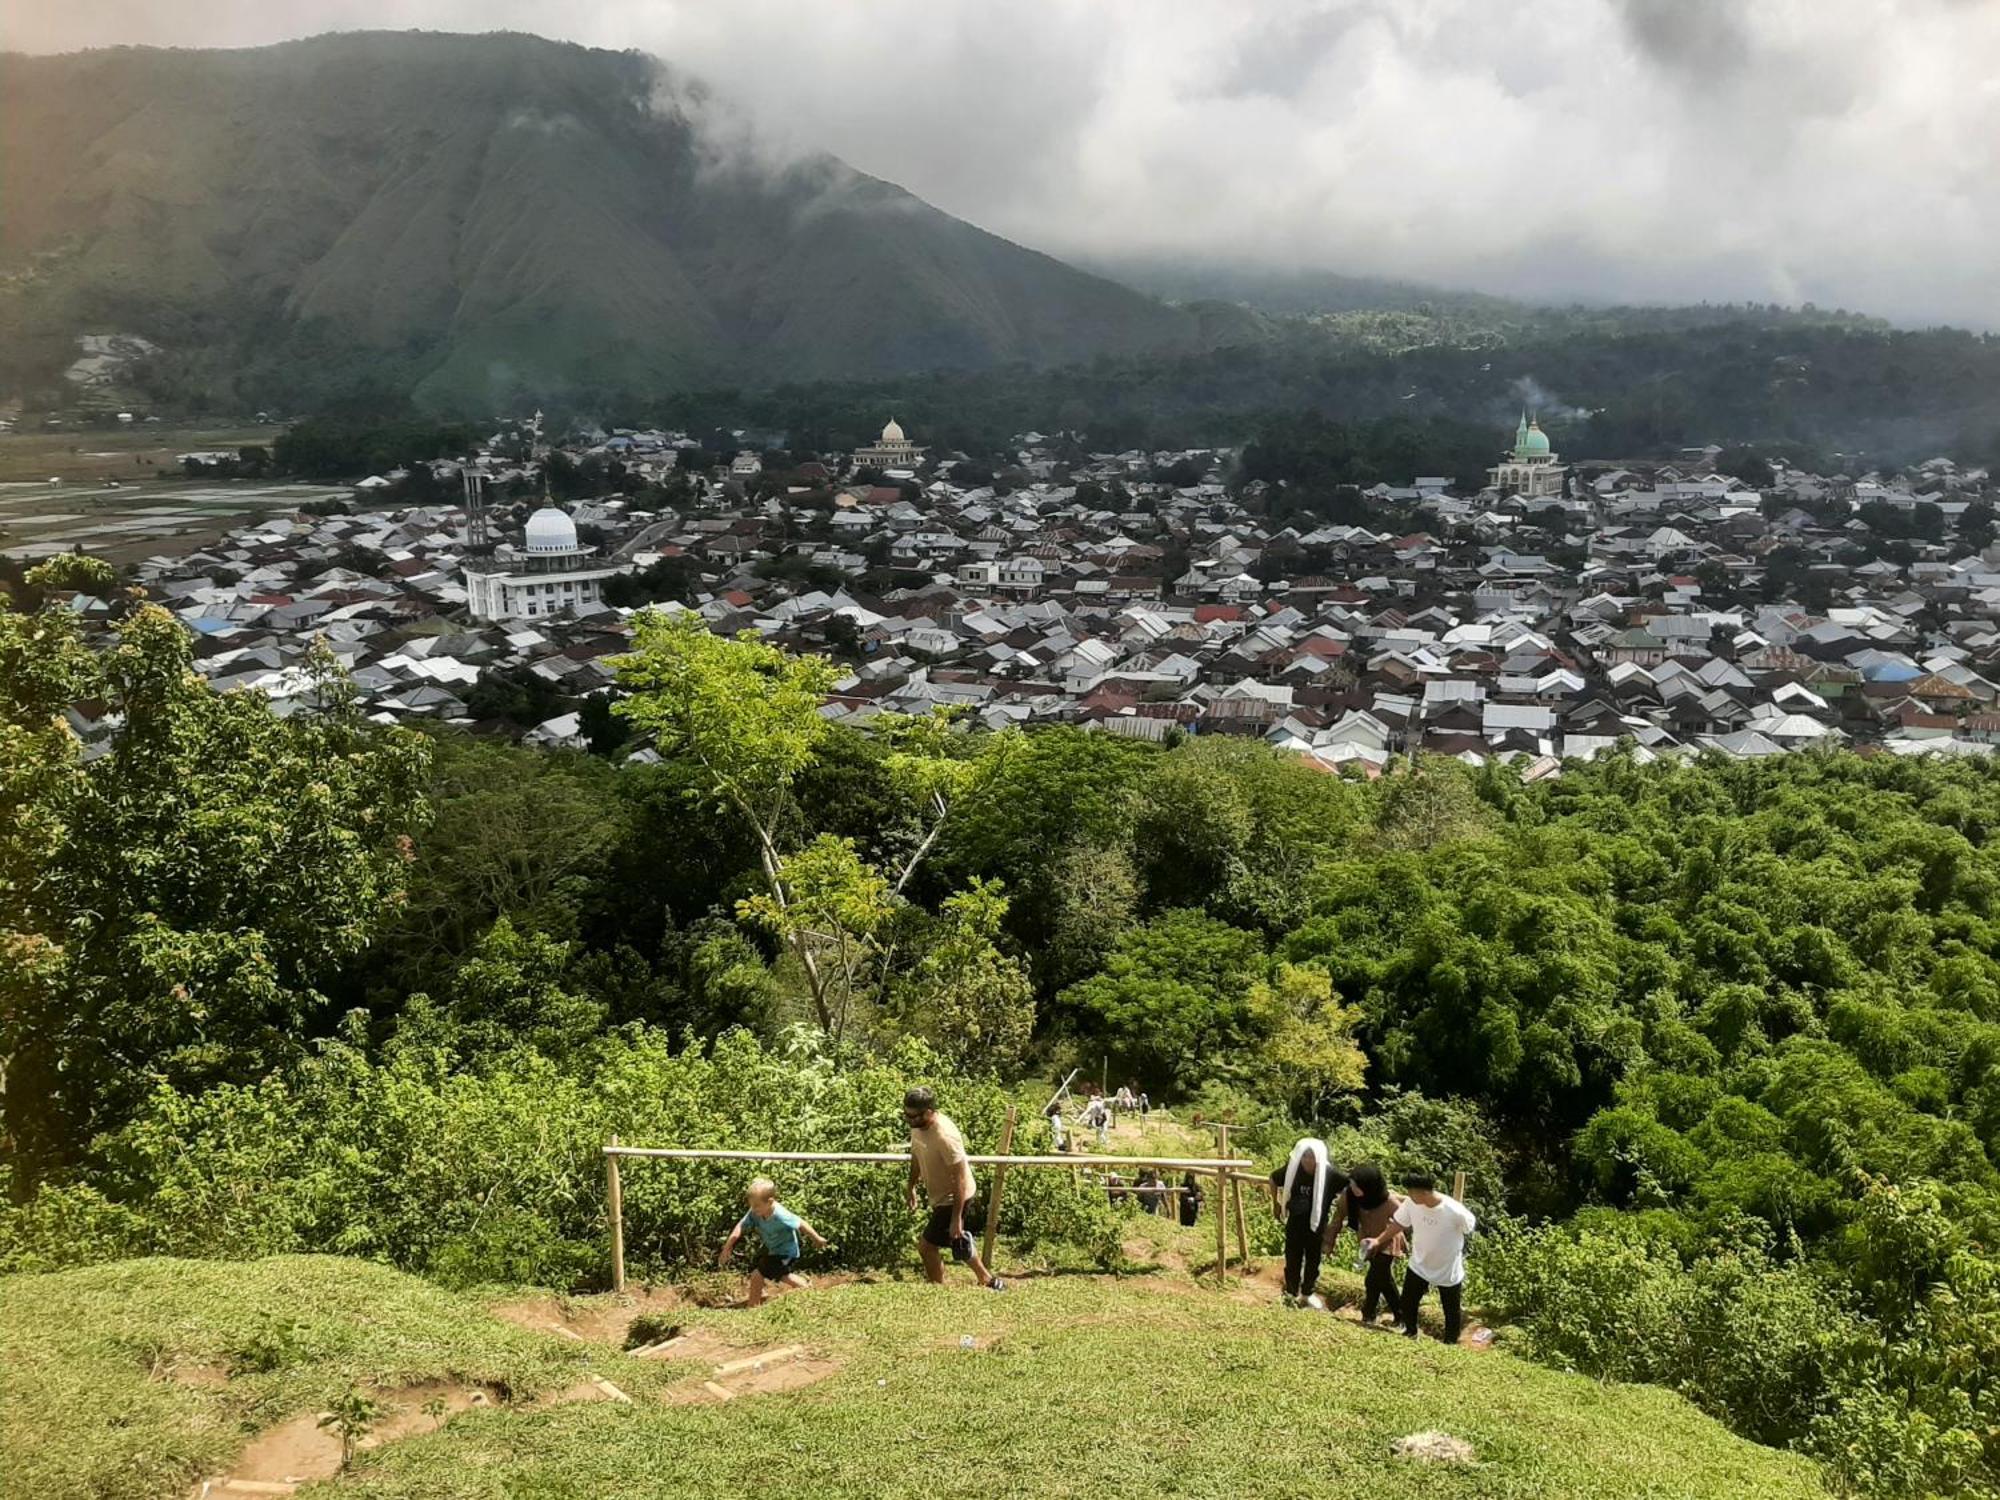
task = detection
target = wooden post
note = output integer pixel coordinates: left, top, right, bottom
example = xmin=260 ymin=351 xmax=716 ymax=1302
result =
xmin=1214 ymin=1124 xmax=1230 ymax=1284
xmin=606 ymin=1135 xmax=626 ymax=1294
xmin=1230 ymin=1141 xmax=1250 ymax=1265
xmin=1452 ymin=1169 xmax=1467 ymax=1202
xmin=981 ymin=1105 xmax=1018 ymax=1270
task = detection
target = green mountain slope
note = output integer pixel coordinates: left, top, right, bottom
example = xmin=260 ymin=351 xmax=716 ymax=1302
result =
xmin=3 ymin=1255 xmax=1829 ymax=1499
xmin=0 ymin=32 xmax=1229 ymax=412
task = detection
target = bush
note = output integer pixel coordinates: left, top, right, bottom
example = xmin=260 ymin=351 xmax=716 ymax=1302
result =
xmin=1473 ymin=1217 xmax=2000 ymax=1499
xmin=0 ymin=1027 xmax=1096 ymax=1290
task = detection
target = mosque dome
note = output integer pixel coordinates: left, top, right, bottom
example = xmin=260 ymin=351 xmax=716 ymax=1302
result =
xmin=881 ymin=417 xmax=906 ymax=444
xmin=1520 ymin=421 xmax=1552 ymax=457
xmin=524 ymin=505 xmax=579 ymax=553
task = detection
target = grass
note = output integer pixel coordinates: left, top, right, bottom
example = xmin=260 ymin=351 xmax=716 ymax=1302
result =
xmin=0 ymin=1256 xmax=588 ymax=1499
xmin=2 ymin=1254 xmax=1830 ymax=1500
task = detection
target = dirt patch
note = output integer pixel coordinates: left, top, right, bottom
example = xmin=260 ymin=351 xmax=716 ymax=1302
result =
xmin=166 ymin=1361 xmax=231 ymax=1390
xmin=490 ymin=1285 xmax=684 ymax=1346
xmin=211 ymin=1382 xmax=506 ymax=1489
xmin=725 ymin=1356 xmax=840 ymax=1396
xmin=1393 ymin=1430 xmax=1478 ymax=1465
xmin=649 ymin=1336 xmax=843 ymax=1404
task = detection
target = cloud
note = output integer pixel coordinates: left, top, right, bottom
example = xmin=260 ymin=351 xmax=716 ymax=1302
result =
xmin=5 ymin=0 xmax=1998 ymax=328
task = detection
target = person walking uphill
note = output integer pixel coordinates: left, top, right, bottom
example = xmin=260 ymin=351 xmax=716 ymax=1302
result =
xmin=1323 ymin=1162 xmax=1404 ymax=1325
xmin=1390 ymin=1173 xmax=1476 ymax=1342
xmin=904 ymin=1087 xmax=1005 ymax=1291
xmin=1269 ymin=1138 xmax=1345 ymax=1309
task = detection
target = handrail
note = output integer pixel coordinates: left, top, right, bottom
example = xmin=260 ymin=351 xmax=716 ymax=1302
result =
xmin=601 ymin=1145 xmax=1256 ymax=1171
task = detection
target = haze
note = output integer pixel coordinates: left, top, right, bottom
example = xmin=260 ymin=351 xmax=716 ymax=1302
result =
xmin=6 ymin=0 xmax=1997 ymax=329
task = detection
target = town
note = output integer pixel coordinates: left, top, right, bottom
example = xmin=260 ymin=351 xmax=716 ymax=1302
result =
xmin=94 ymin=413 xmax=2000 ymax=771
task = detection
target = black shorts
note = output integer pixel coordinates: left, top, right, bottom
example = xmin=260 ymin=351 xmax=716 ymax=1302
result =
xmin=753 ymin=1251 xmax=799 ymax=1279
xmin=921 ymin=1203 xmax=978 ymax=1261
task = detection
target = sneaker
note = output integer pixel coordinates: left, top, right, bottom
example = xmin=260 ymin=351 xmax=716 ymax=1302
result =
xmin=986 ymin=1276 xmax=1007 ymax=1292
xmin=1304 ymin=1294 xmax=1326 ymax=1312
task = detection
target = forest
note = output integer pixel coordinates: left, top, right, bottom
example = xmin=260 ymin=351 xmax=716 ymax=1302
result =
xmin=511 ymin=312 xmax=2000 ymax=471
xmin=3 ymin=565 xmax=1998 ymax=1499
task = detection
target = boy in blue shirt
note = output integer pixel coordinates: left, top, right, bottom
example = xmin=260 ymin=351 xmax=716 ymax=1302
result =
xmin=717 ymin=1177 xmax=829 ymax=1307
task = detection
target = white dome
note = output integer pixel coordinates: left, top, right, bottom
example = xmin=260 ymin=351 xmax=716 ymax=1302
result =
xmin=881 ymin=417 xmax=906 ymax=443
xmin=523 ymin=505 xmax=578 ymax=553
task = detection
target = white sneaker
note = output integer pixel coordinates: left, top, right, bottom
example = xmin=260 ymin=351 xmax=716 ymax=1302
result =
xmin=1305 ymin=1294 xmax=1326 ymax=1312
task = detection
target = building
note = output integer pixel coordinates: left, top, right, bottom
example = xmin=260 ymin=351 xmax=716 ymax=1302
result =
xmin=1489 ymin=414 xmax=1565 ymax=499
xmin=462 ymin=505 xmax=631 ymax=623
xmin=854 ymin=416 xmax=923 ymax=471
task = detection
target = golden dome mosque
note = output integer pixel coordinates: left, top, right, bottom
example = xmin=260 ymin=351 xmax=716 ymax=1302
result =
xmin=854 ymin=416 xmax=923 ymax=472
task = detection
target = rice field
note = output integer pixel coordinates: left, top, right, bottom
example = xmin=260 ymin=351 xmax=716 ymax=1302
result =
xmin=0 ymin=424 xmax=347 ymax=562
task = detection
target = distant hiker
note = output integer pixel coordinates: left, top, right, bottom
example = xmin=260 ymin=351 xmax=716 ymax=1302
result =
xmin=1391 ymin=1173 xmax=1476 ymax=1343
xmin=1134 ymin=1168 xmax=1169 ymax=1216
xmin=717 ymin=1177 xmax=828 ymax=1307
xmin=1045 ymin=1102 xmax=1068 ymax=1153
xmin=1269 ymin=1139 xmax=1346 ymax=1309
xmin=1138 ymin=1091 xmax=1150 ymax=1117
xmin=1105 ymin=1171 xmax=1129 ymax=1206
xmin=1115 ymin=1084 xmax=1138 ymax=1112
xmin=1083 ymin=1094 xmax=1111 ymax=1147
xmin=903 ymin=1087 xmax=1005 ymax=1291
xmin=1178 ymin=1171 xmax=1204 ymax=1228
xmin=1324 ymin=1161 xmax=1404 ymax=1325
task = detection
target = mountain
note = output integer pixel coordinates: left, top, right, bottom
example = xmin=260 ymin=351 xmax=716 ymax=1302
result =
xmin=1084 ymin=256 xmax=1528 ymax=319
xmin=0 ymin=33 xmax=1255 ymax=413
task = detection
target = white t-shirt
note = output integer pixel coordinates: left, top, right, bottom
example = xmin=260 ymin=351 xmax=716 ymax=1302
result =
xmin=1390 ymin=1194 xmax=1477 ymax=1287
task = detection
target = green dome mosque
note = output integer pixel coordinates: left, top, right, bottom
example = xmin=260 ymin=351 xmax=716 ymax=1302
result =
xmin=1491 ymin=412 xmax=1564 ymax=497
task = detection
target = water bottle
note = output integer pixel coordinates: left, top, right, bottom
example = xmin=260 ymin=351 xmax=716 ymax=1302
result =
xmin=1356 ymin=1235 xmax=1375 ymax=1273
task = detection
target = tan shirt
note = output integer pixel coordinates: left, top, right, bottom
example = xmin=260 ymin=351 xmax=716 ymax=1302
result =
xmin=1327 ymin=1188 xmax=1405 ymax=1253
xmin=909 ymin=1114 xmax=971 ymax=1203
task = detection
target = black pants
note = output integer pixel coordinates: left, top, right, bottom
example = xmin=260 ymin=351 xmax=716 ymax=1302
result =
xmin=1360 ymin=1252 xmax=1400 ymax=1320
xmin=1400 ymin=1268 xmax=1462 ymax=1342
xmin=1282 ymin=1217 xmax=1323 ymax=1298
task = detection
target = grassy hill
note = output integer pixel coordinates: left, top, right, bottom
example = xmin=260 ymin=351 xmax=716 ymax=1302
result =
xmin=3 ymin=1253 xmax=1829 ymax=1499
xmin=0 ymin=32 xmax=1246 ymax=413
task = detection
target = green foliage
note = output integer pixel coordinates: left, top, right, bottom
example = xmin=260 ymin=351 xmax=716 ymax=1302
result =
xmin=319 ymin=1387 xmax=382 ymax=1468
xmin=0 ymin=589 xmax=430 ymax=1180
xmin=1062 ymin=910 xmax=1270 ymax=1092
xmin=0 ymin=1028 xmax=1055 ymax=1288
xmin=890 ymin=879 xmax=1035 ymax=1073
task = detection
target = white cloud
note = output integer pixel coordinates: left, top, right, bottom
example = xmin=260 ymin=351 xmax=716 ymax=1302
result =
xmin=6 ymin=0 xmax=1998 ymax=326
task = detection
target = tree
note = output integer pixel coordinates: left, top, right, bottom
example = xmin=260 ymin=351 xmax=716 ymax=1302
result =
xmin=407 ymin=917 xmax=606 ymax=1062
xmin=1243 ymin=961 xmax=1366 ymax=1118
xmin=612 ymin=611 xmax=1009 ymax=1038
xmin=0 ymin=566 xmax=430 ymax=1182
xmin=892 ymin=879 xmax=1034 ymax=1072
xmin=1061 ymin=909 xmax=1268 ymax=1092
xmin=1372 ymin=758 xmax=1493 ymax=850
xmin=385 ymin=736 xmax=621 ymax=979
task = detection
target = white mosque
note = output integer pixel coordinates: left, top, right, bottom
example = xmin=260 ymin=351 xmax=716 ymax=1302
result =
xmin=463 ymin=504 xmax=631 ymax=623
xmin=1488 ymin=413 xmax=1566 ymax=499
xmin=853 ymin=416 xmax=923 ymax=472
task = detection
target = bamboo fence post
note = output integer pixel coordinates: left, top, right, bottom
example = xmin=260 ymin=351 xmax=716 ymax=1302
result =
xmin=1214 ymin=1124 xmax=1230 ymax=1284
xmin=981 ymin=1105 xmax=1018 ymax=1270
xmin=1230 ymin=1141 xmax=1250 ymax=1265
xmin=1452 ymin=1169 xmax=1467 ymax=1201
xmin=606 ymin=1134 xmax=627 ymax=1294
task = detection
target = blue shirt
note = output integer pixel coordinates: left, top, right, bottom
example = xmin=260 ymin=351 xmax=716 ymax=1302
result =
xmin=740 ymin=1204 xmax=803 ymax=1258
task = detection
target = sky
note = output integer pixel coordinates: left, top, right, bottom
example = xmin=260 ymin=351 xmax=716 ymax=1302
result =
xmin=7 ymin=0 xmax=1999 ymax=328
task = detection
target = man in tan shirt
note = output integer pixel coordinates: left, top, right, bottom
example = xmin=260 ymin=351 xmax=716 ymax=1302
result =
xmin=903 ymin=1087 xmax=1005 ymax=1290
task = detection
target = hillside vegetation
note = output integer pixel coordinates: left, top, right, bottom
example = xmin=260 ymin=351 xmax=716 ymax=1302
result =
xmin=2 ymin=567 xmax=1998 ymax=1496
xmin=0 ymin=33 xmax=1236 ymax=412
xmin=0 ymin=1255 xmax=1830 ymax=1500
